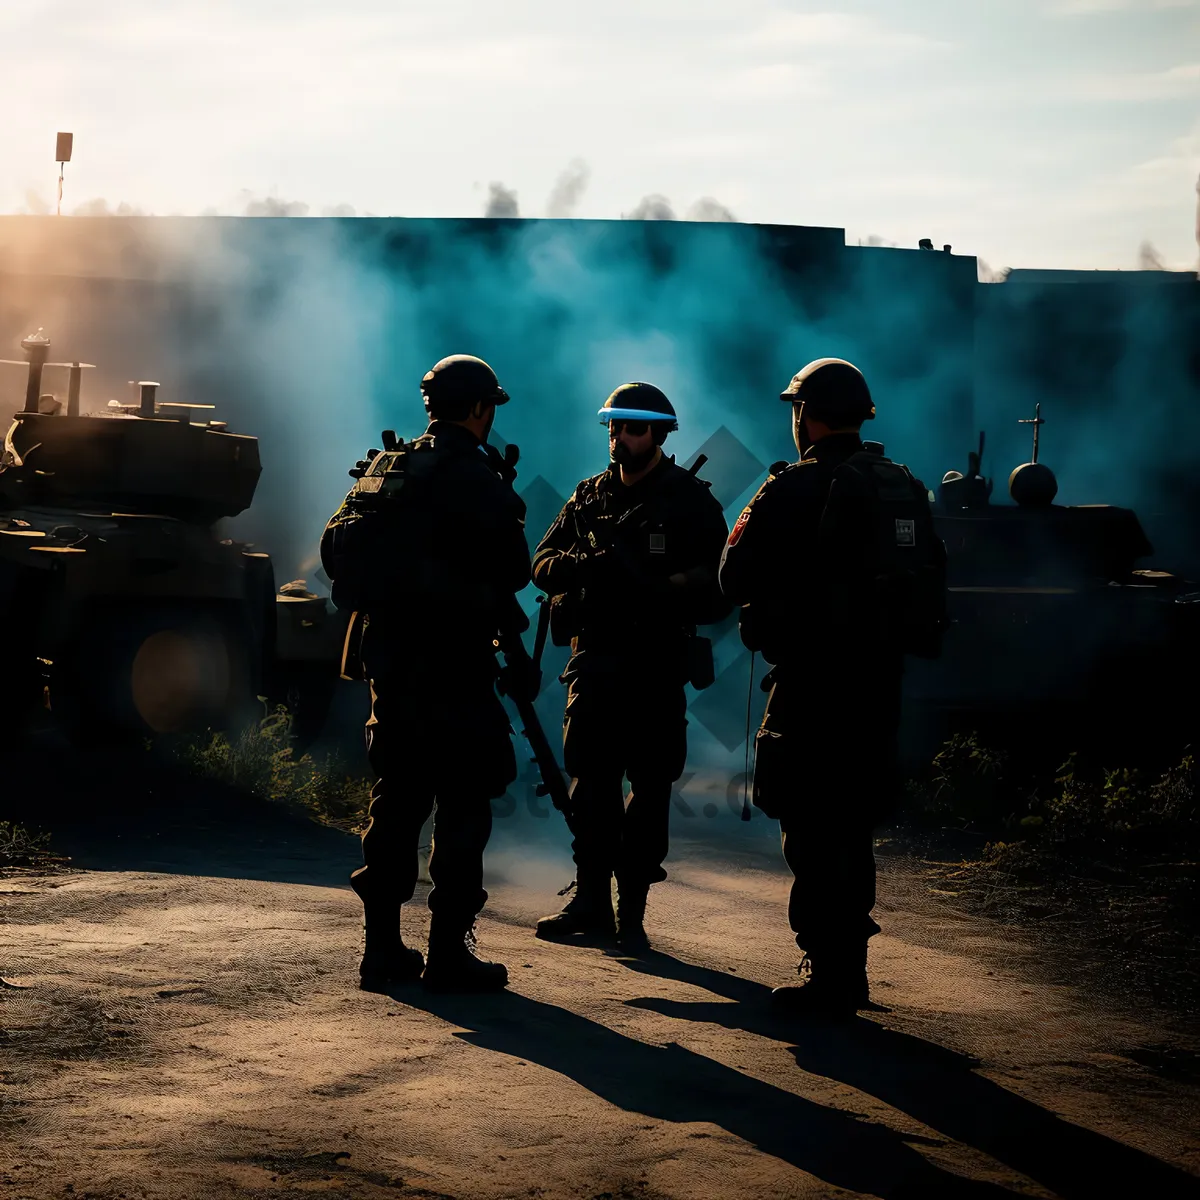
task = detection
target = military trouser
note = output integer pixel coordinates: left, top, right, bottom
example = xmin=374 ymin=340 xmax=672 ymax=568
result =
xmin=560 ymin=654 xmax=689 ymax=889
xmin=352 ymin=665 xmax=516 ymax=930
xmin=779 ymin=815 xmax=881 ymax=958
xmin=752 ymin=667 xmax=901 ymax=961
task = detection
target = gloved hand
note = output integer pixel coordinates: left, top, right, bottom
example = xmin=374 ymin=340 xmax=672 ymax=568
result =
xmin=497 ymin=655 xmax=542 ymax=704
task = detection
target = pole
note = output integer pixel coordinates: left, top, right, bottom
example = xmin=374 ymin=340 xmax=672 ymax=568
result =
xmin=54 ymin=133 xmax=73 ymax=217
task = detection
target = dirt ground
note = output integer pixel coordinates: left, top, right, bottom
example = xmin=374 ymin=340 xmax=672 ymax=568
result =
xmin=3 ymin=758 xmax=1199 ymax=1200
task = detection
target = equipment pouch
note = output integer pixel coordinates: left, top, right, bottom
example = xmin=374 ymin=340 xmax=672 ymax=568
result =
xmin=548 ymin=592 xmax=581 ymax=648
xmin=686 ymin=634 xmax=715 ymax=690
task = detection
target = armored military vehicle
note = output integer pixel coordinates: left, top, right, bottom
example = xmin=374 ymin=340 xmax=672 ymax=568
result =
xmin=904 ymin=404 xmax=1200 ymax=758
xmin=0 ymin=327 xmax=347 ymax=747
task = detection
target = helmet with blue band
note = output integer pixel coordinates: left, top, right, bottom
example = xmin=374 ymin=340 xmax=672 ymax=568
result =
xmin=597 ymin=382 xmax=679 ymax=434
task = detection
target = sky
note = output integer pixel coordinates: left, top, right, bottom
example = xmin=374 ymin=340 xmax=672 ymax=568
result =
xmin=0 ymin=0 xmax=1197 ymax=273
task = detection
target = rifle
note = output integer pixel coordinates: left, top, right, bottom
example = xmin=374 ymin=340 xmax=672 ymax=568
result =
xmin=495 ymin=593 xmax=576 ymax=832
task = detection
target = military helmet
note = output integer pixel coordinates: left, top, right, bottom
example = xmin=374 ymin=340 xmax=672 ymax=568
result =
xmin=420 ymin=354 xmax=509 ymax=418
xmin=780 ymin=358 xmax=875 ymax=425
xmin=596 ymin=382 xmax=679 ymax=434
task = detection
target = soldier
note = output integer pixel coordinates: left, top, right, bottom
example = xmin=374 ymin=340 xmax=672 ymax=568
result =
xmin=320 ymin=355 xmax=534 ymax=993
xmin=531 ymin=383 xmax=730 ymax=951
xmin=719 ymin=358 xmax=945 ymax=1015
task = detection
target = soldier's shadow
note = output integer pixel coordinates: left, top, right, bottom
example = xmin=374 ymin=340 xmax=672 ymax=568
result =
xmin=613 ymin=950 xmax=1199 ymax=1200
xmin=398 ymin=984 xmax=1016 ymax=1199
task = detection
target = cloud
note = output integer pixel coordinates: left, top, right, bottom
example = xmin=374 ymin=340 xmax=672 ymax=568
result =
xmin=1063 ymin=61 xmax=1200 ymax=101
xmin=644 ymin=132 xmax=778 ymax=160
xmin=1047 ymin=0 xmax=1197 ymax=13
xmin=1017 ymin=117 xmax=1200 ymax=266
xmin=716 ymin=62 xmax=827 ymax=100
xmin=484 ymin=181 xmax=520 ymax=218
xmin=545 ymin=159 xmax=589 ymax=218
xmin=1125 ymin=117 xmax=1200 ymax=205
xmin=734 ymin=11 xmax=949 ymax=52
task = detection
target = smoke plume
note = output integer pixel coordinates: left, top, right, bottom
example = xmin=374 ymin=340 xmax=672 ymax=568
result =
xmin=244 ymin=196 xmax=310 ymax=217
xmin=19 ymin=191 xmax=52 ymax=216
xmin=546 ymin=160 xmax=590 ymax=219
xmin=976 ymin=258 xmax=1010 ymax=283
xmin=72 ymin=199 xmax=147 ymax=217
xmin=686 ymin=197 xmax=738 ymax=222
xmin=484 ymin=183 xmax=520 ymax=218
xmin=622 ymin=194 xmax=676 ymax=220
xmin=1137 ymin=240 xmax=1165 ymax=270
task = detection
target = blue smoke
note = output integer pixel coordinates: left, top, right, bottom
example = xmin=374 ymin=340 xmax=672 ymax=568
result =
xmin=163 ymin=218 xmax=977 ymax=585
xmin=14 ymin=218 xmax=1194 ymax=859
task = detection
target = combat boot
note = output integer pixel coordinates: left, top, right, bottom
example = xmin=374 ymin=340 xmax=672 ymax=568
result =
xmin=422 ymin=919 xmax=508 ymax=993
xmin=614 ymin=881 xmax=650 ymax=954
xmin=351 ymin=872 xmax=424 ymax=992
xmin=769 ymin=949 xmax=869 ymax=1018
xmin=535 ymin=870 xmax=616 ymax=941
xmin=359 ymin=938 xmax=425 ymax=992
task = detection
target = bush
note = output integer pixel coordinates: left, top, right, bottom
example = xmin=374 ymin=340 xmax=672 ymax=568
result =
xmin=1041 ymin=750 xmax=1197 ymax=852
xmin=904 ymin=731 xmax=1014 ymax=824
xmin=173 ymin=703 xmax=373 ymax=833
xmin=906 ymin=731 xmax=1197 ymax=854
xmin=0 ymin=820 xmax=61 ymax=869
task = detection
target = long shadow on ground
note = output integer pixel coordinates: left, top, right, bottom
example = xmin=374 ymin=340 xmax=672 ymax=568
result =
xmin=3 ymin=735 xmax=360 ymax=888
xmin=396 ymin=983 xmax=1020 ymax=1199
xmin=615 ymin=950 xmax=1200 ymax=1200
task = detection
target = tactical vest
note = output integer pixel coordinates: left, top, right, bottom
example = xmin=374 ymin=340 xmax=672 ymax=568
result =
xmin=817 ymin=449 xmax=948 ymax=659
xmin=549 ymin=462 xmax=711 ymax=649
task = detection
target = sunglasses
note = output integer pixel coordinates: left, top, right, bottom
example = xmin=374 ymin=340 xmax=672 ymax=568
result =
xmin=608 ymin=419 xmax=649 ymax=437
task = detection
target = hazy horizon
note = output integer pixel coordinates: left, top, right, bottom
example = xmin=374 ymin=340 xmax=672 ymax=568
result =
xmin=2 ymin=1 xmax=1197 ymax=275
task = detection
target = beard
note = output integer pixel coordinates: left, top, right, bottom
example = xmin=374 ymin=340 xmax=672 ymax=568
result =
xmin=612 ymin=440 xmax=657 ymax=472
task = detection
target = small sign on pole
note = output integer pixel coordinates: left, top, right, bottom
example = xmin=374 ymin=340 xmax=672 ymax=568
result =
xmin=56 ymin=132 xmax=73 ymax=215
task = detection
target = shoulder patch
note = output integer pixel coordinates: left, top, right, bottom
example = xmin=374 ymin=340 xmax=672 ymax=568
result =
xmin=727 ymin=505 xmax=752 ymax=547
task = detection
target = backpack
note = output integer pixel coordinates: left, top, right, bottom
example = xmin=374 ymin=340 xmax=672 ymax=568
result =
xmin=319 ymin=438 xmax=442 ymax=614
xmin=817 ymin=448 xmax=948 ymax=659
